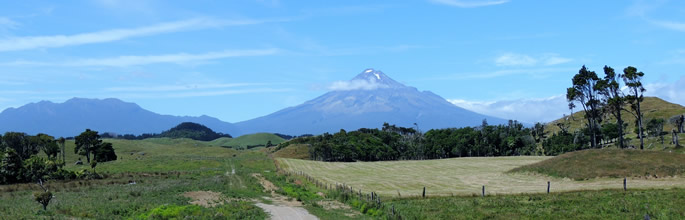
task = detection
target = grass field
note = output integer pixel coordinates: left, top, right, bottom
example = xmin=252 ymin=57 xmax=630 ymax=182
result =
xmin=208 ymin=133 xmax=285 ymax=149
xmin=386 ymin=188 xmax=685 ymax=219
xmin=278 ymin=156 xmax=685 ymax=197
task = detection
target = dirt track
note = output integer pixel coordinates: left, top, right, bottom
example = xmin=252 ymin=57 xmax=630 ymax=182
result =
xmin=252 ymin=173 xmax=318 ymax=220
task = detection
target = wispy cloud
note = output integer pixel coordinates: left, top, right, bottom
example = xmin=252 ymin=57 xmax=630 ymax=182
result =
xmin=0 ymin=17 xmax=19 ymax=30
xmin=105 ymin=83 xmax=267 ymax=92
xmin=448 ymin=95 xmax=570 ymax=123
xmin=495 ymin=53 xmax=573 ymax=66
xmin=0 ymin=18 xmax=280 ymax=52
xmin=0 ymin=49 xmax=279 ymax=67
xmin=650 ymin=19 xmax=685 ymax=32
xmin=626 ymin=0 xmax=685 ymax=32
xmin=645 ymin=75 xmax=685 ymax=106
xmin=429 ymin=0 xmax=509 ymax=8
xmin=430 ymin=67 xmax=576 ymax=80
xmin=114 ymin=88 xmax=292 ymax=99
xmin=328 ymin=79 xmax=389 ymax=91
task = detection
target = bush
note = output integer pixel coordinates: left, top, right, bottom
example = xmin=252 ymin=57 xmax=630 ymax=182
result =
xmin=1 ymin=149 xmax=23 ymax=184
xmin=33 ymin=191 xmax=53 ymax=210
xmin=23 ymin=156 xmax=48 ymax=182
xmin=94 ymin=142 xmax=117 ymax=162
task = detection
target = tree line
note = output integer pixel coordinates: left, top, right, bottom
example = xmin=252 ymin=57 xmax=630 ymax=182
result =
xmin=280 ymin=121 xmax=538 ymax=162
xmin=0 ymin=129 xmax=116 ymax=185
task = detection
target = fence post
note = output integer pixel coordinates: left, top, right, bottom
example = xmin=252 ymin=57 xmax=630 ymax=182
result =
xmin=547 ymin=181 xmax=550 ymax=194
xmin=624 ymin=178 xmax=627 ymax=191
xmin=422 ymin=187 xmax=426 ymax=198
xmin=482 ymin=185 xmax=485 ymax=197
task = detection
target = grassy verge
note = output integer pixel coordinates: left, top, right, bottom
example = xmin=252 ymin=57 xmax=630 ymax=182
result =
xmin=0 ymin=138 xmax=274 ymax=219
xmin=386 ymin=188 xmax=685 ymax=219
xmin=510 ymin=149 xmax=685 ymax=180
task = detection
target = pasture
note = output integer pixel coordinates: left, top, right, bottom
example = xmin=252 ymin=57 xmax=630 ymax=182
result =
xmin=278 ymin=156 xmax=685 ymax=197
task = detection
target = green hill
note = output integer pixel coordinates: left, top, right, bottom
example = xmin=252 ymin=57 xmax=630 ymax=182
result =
xmin=510 ymin=149 xmax=685 ymax=180
xmin=545 ymin=97 xmax=685 ymax=147
xmin=208 ymin=133 xmax=285 ymax=149
xmin=158 ymin=122 xmax=231 ymax=141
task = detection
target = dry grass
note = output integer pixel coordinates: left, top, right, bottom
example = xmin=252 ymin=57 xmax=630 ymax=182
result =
xmin=273 ymin=144 xmax=310 ymax=160
xmin=511 ymin=149 xmax=685 ymax=180
xmin=278 ymin=156 xmax=685 ymax=197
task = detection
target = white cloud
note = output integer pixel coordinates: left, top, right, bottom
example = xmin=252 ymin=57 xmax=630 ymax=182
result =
xmin=328 ymin=79 xmax=389 ymax=91
xmin=0 ymin=49 xmax=279 ymax=67
xmin=0 ymin=18 xmax=275 ymax=52
xmin=495 ymin=53 xmax=573 ymax=67
xmin=429 ymin=0 xmax=509 ymax=8
xmin=645 ymin=75 xmax=685 ymax=106
xmin=495 ymin=53 xmax=537 ymax=66
xmin=448 ymin=95 xmax=571 ymax=123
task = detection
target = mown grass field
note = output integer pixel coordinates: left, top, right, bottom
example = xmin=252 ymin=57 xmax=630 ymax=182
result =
xmin=278 ymin=155 xmax=685 ymax=197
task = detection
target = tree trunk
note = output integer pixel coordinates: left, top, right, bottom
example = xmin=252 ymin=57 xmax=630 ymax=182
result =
xmin=636 ymin=88 xmax=644 ymax=150
xmin=86 ymin=145 xmax=91 ymax=163
xmin=617 ymin=113 xmax=624 ymax=148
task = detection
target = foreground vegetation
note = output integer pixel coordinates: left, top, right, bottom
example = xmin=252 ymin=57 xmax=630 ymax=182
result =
xmin=387 ymin=188 xmax=685 ymax=219
xmin=0 ymin=138 xmax=273 ymax=219
xmin=511 ymin=149 xmax=685 ymax=180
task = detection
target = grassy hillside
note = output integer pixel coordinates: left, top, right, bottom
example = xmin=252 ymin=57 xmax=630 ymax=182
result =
xmin=272 ymin=144 xmax=310 ymax=160
xmin=510 ymin=149 xmax=685 ymax=180
xmin=546 ymin=97 xmax=685 ymax=135
xmin=208 ymin=133 xmax=285 ymax=149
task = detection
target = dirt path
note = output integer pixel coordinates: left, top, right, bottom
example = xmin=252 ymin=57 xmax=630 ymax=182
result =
xmin=252 ymin=173 xmax=318 ymax=220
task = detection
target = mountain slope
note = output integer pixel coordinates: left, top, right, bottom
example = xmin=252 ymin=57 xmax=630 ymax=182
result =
xmin=235 ymin=68 xmax=508 ymax=135
xmin=0 ymin=98 xmax=239 ymax=137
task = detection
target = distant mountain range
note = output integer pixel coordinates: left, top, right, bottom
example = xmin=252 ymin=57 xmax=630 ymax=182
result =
xmin=0 ymin=68 xmax=508 ymax=137
xmin=0 ymin=98 xmax=239 ymax=137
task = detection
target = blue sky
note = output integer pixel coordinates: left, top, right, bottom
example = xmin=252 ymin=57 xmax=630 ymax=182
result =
xmin=0 ymin=0 xmax=684 ymax=123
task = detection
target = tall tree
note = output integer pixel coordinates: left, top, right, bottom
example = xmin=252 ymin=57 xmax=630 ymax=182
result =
xmin=567 ymin=65 xmax=602 ymax=148
xmin=57 ymin=137 xmax=66 ymax=166
xmin=621 ymin=66 xmax=646 ymax=149
xmin=2 ymin=132 xmax=38 ymax=160
xmin=75 ymin=129 xmax=101 ymax=163
xmin=36 ymin=134 xmax=59 ymax=161
xmin=596 ymin=65 xmax=626 ymax=148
